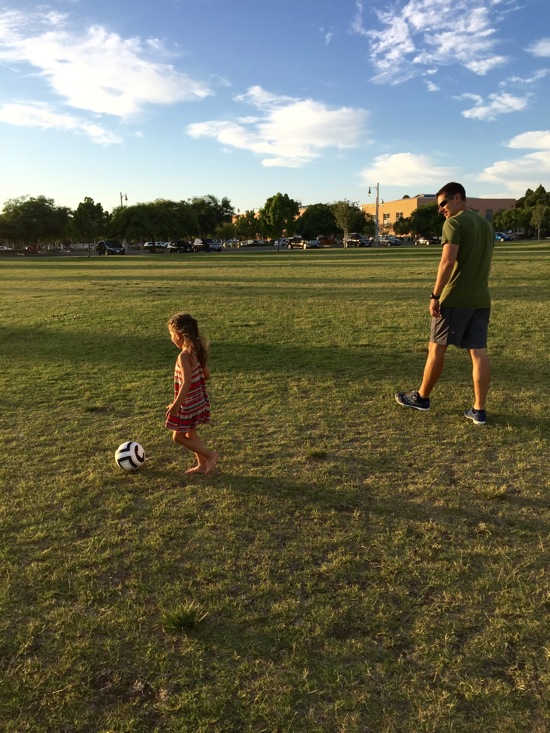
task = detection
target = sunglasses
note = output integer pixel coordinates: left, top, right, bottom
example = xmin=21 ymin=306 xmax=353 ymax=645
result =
xmin=438 ymin=198 xmax=449 ymax=209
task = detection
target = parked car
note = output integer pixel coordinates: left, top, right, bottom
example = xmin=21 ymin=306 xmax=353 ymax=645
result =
xmin=344 ymin=233 xmax=370 ymax=248
xmin=316 ymin=235 xmax=335 ymax=247
xmin=143 ymin=241 xmax=167 ymax=253
xmin=379 ymin=236 xmax=401 ymax=247
xmin=287 ymin=237 xmax=305 ymax=249
xmin=193 ymin=238 xmax=222 ymax=252
xmin=495 ymin=232 xmax=512 ymax=241
xmin=303 ymin=239 xmax=320 ymax=249
xmin=415 ymin=236 xmax=431 ymax=246
xmin=97 ymin=240 xmax=124 ymax=255
xmin=166 ymin=240 xmax=192 ymax=253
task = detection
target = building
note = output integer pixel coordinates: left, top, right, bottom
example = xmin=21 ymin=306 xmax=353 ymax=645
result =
xmin=362 ymin=194 xmax=516 ymax=235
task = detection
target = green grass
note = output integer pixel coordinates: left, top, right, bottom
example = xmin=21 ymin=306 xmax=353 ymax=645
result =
xmin=0 ymin=244 xmax=549 ymax=732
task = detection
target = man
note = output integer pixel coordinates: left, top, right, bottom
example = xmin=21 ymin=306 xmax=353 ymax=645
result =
xmin=395 ymin=182 xmax=494 ymax=425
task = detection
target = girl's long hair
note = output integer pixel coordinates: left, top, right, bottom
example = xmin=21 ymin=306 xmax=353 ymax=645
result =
xmin=167 ymin=313 xmax=208 ymax=367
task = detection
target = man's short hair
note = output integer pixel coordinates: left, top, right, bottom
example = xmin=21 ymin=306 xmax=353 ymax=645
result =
xmin=436 ymin=182 xmax=466 ymax=200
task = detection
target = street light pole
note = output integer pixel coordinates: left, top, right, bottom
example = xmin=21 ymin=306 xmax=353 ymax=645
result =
xmin=368 ymin=183 xmax=380 ymax=246
xmin=120 ymin=192 xmax=128 ymax=207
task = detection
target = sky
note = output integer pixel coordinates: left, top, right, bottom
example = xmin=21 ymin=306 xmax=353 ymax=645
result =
xmin=0 ymin=0 xmax=549 ymax=214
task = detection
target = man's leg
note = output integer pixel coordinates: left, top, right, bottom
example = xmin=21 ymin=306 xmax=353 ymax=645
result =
xmin=418 ymin=342 xmax=448 ymax=398
xmin=468 ymin=348 xmax=490 ymax=410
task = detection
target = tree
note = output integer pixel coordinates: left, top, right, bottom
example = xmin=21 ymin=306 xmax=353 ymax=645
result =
xmin=493 ymin=207 xmax=531 ymax=234
xmin=216 ymin=222 xmax=237 ymax=241
xmin=70 ymin=197 xmax=110 ymax=243
xmin=516 ymin=184 xmax=550 ymax=209
xmin=0 ymin=195 xmax=69 ymax=248
xmin=189 ymin=195 xmax=234 ymax=236
xmin=295 ymin=203 xmax=338 ymax=240
xmin=234 ymin=210 xmax=258 ymax=240
xmin=393 ymin=216 xmax=412 ymax=237
xmin=330 ymin=200 xmax=364 ymax=241
xmin=530 ymin=204 xmax=549 ymax=241
xmin=409 ymin=203 xmax=442 ymax=237
xmin=257 ymin=193 xmax=300 ymax=240
xmin=110 ymin=200 xmax=199 ymax=243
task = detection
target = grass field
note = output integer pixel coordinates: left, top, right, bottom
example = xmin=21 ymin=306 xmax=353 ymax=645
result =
xmin=0 ymin=244 xmax=548 ymax=732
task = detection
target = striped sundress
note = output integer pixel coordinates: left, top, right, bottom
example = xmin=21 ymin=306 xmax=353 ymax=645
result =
xmin=165 ymin=356 xmax=211 ymax=432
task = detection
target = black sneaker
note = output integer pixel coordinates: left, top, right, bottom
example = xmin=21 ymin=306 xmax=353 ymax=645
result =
xmin=464 ymin=408 xmax=486 ymax=425
xmin=395 ymin=390 xmax=430 ymax=411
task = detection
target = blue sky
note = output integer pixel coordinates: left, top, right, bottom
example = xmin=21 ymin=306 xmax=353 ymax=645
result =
xmin=0 ymin=0 xmax=548 ymax=214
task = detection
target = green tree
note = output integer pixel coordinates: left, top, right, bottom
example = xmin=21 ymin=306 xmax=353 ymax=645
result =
xmin=189 ymin=195 xmax=234 ymax=236
xmin=409 ymin=203 xmax=443 ymax=237
xmin=330 ymin=200 xmax=364 ymax=241
xmin=493 ymin=207 xmax=531 ymax=235
xmin=110 ymin=200 xmax=199 ymax=243
xmin=234 ymin=211 xmax=258 ymax=240
xmin=516 ymin=184 xmax=550 ymax=209
xmin=0 ymin=195 xmax=69 ymax=248
xmin=393 ymin=216 xmax=412 ymax=237
xmin=216 ymin=222 xmax=237 ymax=241
xmin=70 ymin=197 xmax=110 ymax=243
xmin=257 ymin=193 xmax=300 ymax=241
xmin=530 ymin=204 xmax=549 ymax=241
xmin=295 ymin=203 xmax=338 ymax=240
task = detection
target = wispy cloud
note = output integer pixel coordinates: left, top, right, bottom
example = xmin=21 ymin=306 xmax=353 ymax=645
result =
xmin=359 ymin=152 xmax=455 ymax=188
xmin=478 ymin=129 xmax=550 ymax=192
xmin=0 ymin=9 xmax=211 ymax=120
xmin=0 ymin=100 xmax=122 ymax=145
xmin=459 ymin=91 xmax=530 ymax=121
xmin=319 ymin=26 xmax=334 ymax=45
xmin=499 ymin=69 xmax=550 ymax=87
xmin=526 ymin=38 xmax=550 ymax=57
xmin=353 ymin=0 xmax=514 ymax=84
xmin=187 ymin=86 xmax=369 ymax=168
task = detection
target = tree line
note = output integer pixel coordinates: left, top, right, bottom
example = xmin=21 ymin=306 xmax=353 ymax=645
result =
xmin=1 ymin=185 xmax=548 ymax=249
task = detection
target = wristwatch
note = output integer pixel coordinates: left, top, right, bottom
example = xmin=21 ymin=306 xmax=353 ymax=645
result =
xmin=430 ymin=293 xmax=440 ymax=300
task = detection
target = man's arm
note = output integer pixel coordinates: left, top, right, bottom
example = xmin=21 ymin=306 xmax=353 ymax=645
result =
xmin=430 ymin=242 xmax=459 ymax=316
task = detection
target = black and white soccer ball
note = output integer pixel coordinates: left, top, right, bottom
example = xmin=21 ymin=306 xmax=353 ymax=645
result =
xmin=115 ymin=441 xmax=145 ymax=471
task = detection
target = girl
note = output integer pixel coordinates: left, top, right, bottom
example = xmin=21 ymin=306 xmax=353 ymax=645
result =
xmin=165 ymin=313 xmax=218 ymax=474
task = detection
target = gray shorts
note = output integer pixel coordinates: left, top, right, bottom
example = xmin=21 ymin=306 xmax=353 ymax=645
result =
xmin=430 ymin=306 xmax=490 ymax=349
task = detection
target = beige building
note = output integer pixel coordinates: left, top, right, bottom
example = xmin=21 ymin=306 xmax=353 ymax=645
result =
xmin=362 ymin=194 xmax=516 ymax=234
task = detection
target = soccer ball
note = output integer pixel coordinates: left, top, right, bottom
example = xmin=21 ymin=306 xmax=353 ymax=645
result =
xmin=115 ymin=441 xmax=145 ymax=471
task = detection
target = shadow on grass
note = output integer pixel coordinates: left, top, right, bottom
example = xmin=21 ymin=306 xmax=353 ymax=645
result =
xmin=0 ymin=326 xmax=407 ymax=373
xmin=2 ymin=326 xmax=549 ymax=426
xmin=211 ymin=468 xmax=549 ymax=537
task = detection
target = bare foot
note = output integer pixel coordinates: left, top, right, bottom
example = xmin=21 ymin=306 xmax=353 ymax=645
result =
xmin=185 ymin=464 xmax=207 ymax=474
xmin=204 ymin=452 xmax=219 ymax=475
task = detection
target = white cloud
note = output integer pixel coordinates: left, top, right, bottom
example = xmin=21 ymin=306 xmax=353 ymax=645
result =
xmin=507 ymin=130 xmax=550 ymax=150
xmin=0 ymin=101 xmax=122 ymax=145
xmin=353 ymin=0 xmax=514 ymax=84
xmin=0 ymin=9 xmax=212 ymax=119
xmin=500 ymin=69 xmax=550 ymax=87
xmin=359 ymin=152 xmax=455 ymax=187
xmin=479 ymin=151 xmax=550 ymax=191
xmin=526 ymin=38 xmax=550 ymax=57
xmin=187 ymin=87 xmax=369 ymax=168
xmin=460 ymin=91 xmax=529 ymax=120
xmin=319 ymin=26 xmax=334 ymax=45
xmin=478 ymin=130 xmax=550 ymax=193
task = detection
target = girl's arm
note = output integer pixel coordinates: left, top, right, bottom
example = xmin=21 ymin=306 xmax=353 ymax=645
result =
xmin=167 ymin=352 xmax=192 ymax=413
xmin=203 ymin=363 xmax=211 ymax=380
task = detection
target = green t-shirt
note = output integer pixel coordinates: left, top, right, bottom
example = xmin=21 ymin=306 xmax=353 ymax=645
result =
xmin=440 ymin=209 xmax=494 ymax=308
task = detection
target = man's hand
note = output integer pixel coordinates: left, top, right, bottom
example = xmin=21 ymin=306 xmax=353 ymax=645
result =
xmin=430 ymin=298 xmax=441 ymax=318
